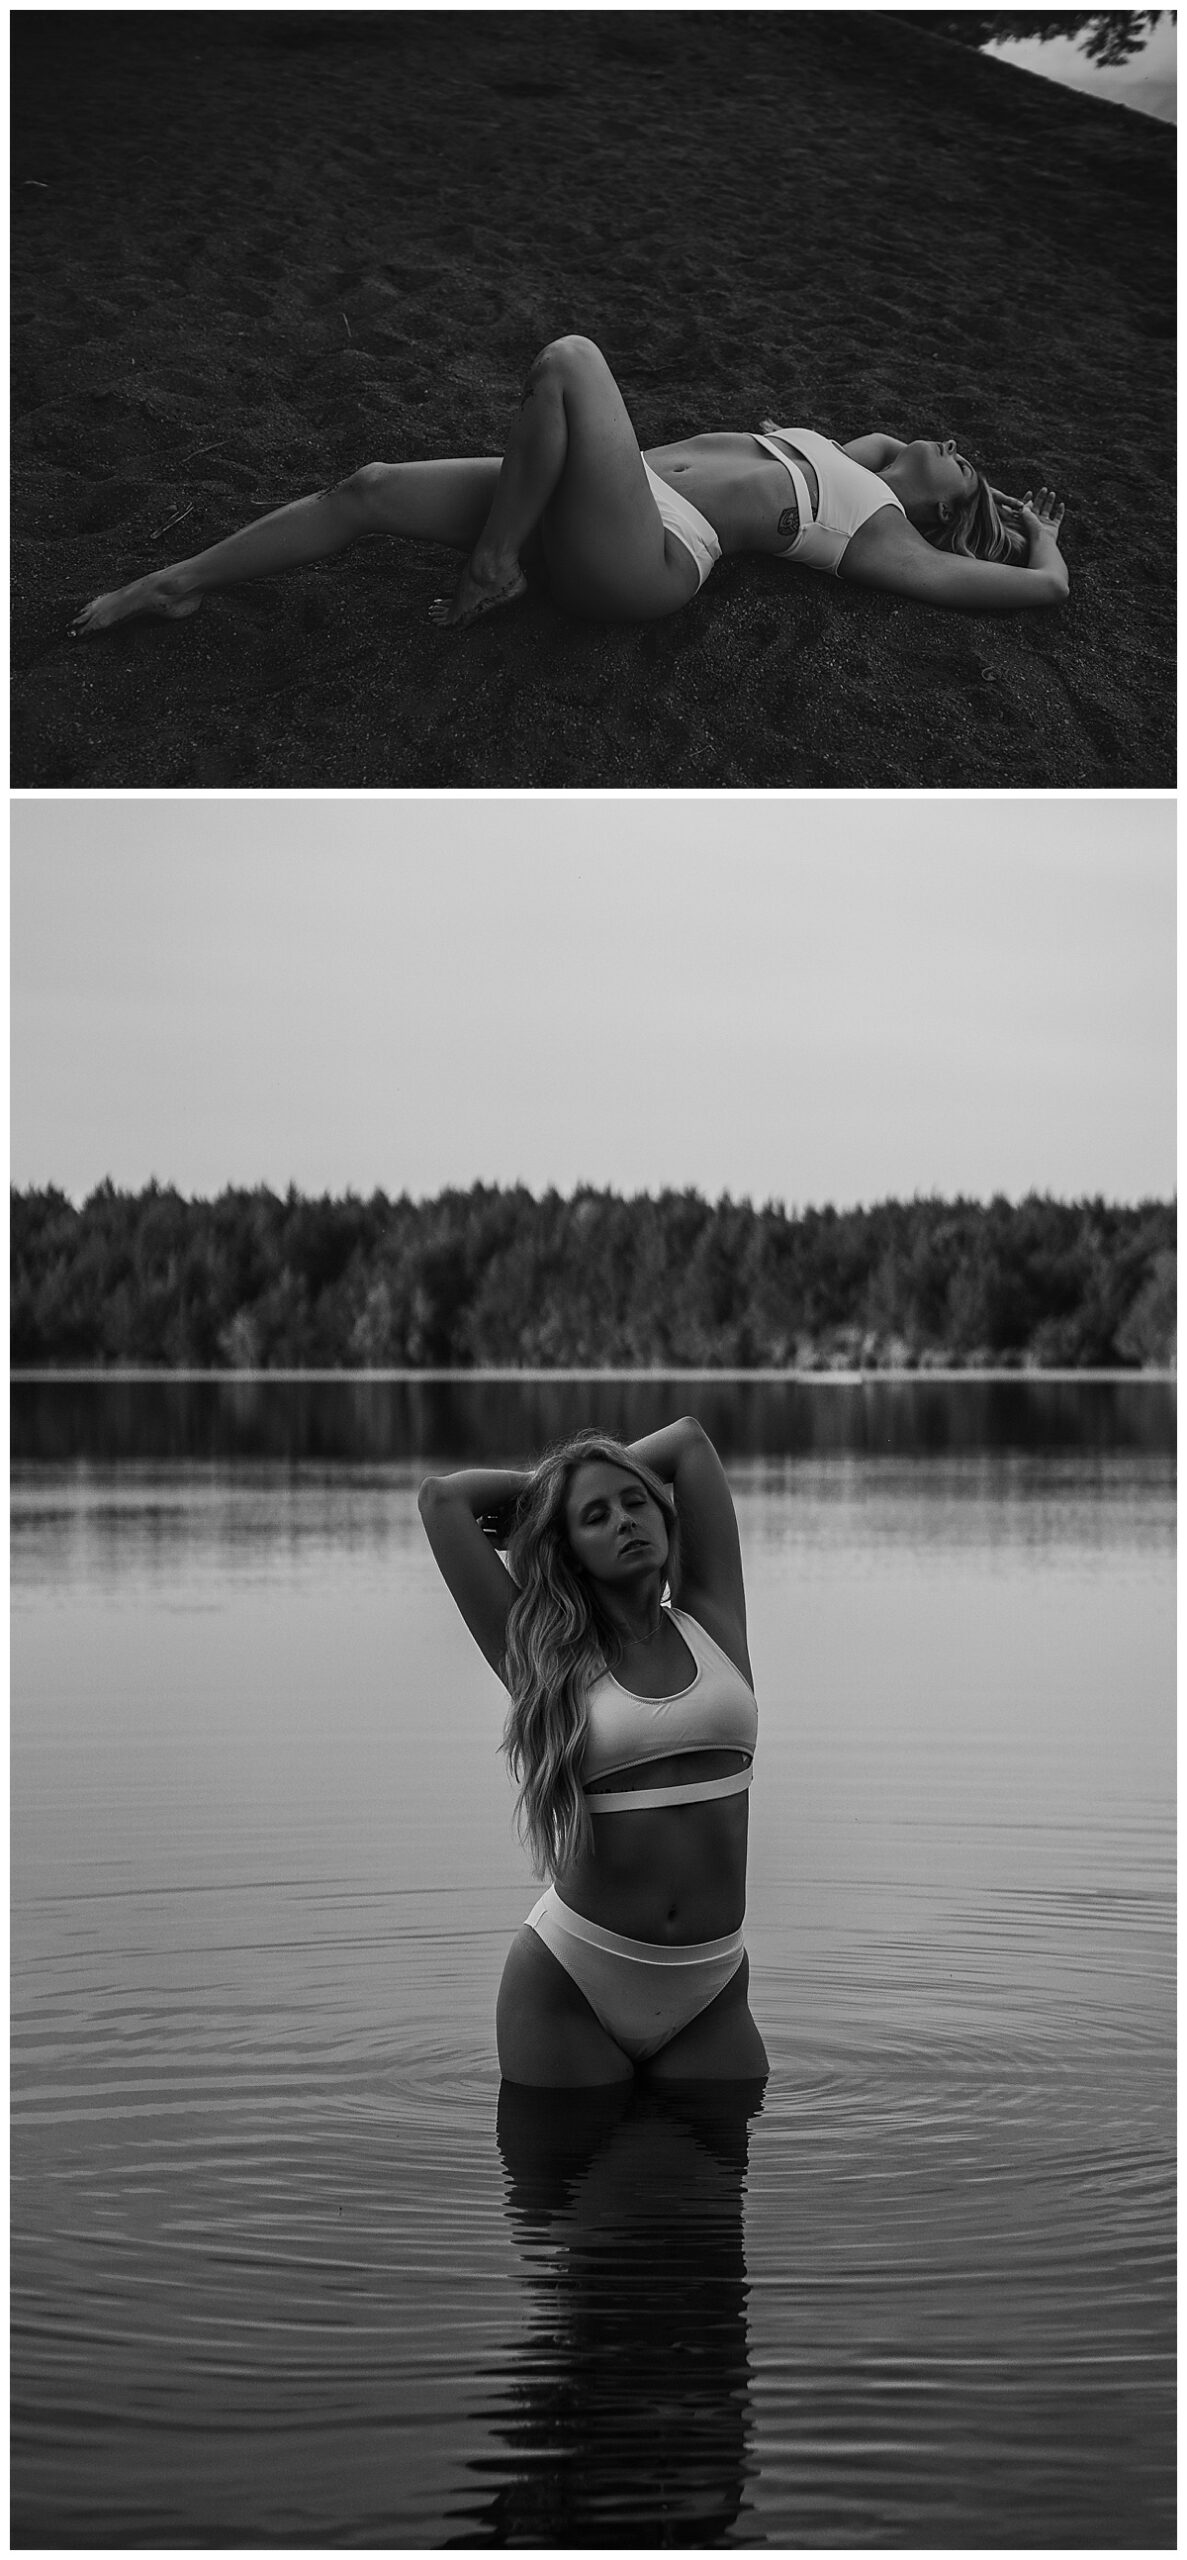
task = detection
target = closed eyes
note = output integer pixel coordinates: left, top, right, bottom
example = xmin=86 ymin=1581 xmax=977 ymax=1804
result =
xmin=580 ymin=1488 xmax=646 ymax=1524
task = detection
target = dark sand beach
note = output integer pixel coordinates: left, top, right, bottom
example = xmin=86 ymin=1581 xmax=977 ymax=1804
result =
xmin=12 ymin=10 xmax=1175 ymax=789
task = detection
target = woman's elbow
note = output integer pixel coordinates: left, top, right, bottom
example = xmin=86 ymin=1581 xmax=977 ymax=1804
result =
xmin=675 ymin=1414 xmax=710 ymax=1451
xmin=1030 ymin=562 xmax=1069 ymax=607
xmin=417 ymin=1475 xmax=445 ymax=1519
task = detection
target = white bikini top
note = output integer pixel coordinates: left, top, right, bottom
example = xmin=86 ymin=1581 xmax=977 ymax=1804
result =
xmin=582 ymin=1606 xmax=758 ymax=1815
xmin=754 ymin=426 xmax=905 ymax=575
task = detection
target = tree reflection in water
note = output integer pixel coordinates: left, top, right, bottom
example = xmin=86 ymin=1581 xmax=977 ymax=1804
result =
xmin=446 ymin=2077 xmax=766 ymax=2547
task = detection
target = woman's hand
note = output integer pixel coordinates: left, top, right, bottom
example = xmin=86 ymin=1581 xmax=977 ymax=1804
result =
xmin=1000 ymin=488 xmax=1066 ymax=550
xmin=477 ymin=1491 xmax=525 ymax=1551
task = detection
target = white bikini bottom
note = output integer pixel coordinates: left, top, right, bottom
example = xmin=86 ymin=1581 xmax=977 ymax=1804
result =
xmin=642 ymin=462 xmax=722 ymax=590
xmin=527 ymin=1887 xmax=745 ymax=2061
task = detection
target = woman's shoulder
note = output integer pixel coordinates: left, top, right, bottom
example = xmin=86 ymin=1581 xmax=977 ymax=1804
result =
xmin=671 ymin=1595 xmax=754 ymax=1691
xmin=840 ymin=432 xmax=906 ymax=473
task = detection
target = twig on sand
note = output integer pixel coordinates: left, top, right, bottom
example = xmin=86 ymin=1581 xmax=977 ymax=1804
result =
xmin=342 ymin=311 xmax=352 ymax=340
xmin=178 ymin=440 xmax=226 ymax=465
xmin=150 ymin=502 xmax=194 ymax=542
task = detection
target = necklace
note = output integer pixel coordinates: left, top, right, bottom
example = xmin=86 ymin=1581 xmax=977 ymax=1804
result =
xmin=625 ymin=1611 xmax=667 ymax=1647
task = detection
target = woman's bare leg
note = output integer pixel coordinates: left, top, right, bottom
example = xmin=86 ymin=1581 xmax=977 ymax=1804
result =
xmin=641 ymin=1955 xmax=769 ymax=2084
xmin=496 ymin=1927 xmax=634 ymax=2089
xmin=429 ymin=333 xmax=700 ymax=628
xmin=70 ymin=458 xmax=504 ymax=635
xmin=425 ymin=347 xmax=575 ymax=627
xmin=72 ymin=335 xmax=699 ymax=636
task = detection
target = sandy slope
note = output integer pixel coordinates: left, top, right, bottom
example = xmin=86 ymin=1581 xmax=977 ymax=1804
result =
xmin=11 ymin=10 xmax=1175 ymax=788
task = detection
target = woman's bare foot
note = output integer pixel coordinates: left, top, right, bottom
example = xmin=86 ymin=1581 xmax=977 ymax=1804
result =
xmin=428 ymin=550 xmax=527 ymax=629
xmin=71 ymin=571 xmax=202 ymax=636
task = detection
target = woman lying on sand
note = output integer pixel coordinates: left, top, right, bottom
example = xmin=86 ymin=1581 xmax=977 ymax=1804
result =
xmin=419 ymin=1418 xmax=767 ymax=2088
xmin=73 ymin=332 xmax=1068 ymax=635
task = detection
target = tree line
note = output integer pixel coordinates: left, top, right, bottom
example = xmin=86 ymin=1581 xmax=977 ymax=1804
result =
xmin=10 ymin=1183 xmax=1175 ymax=1372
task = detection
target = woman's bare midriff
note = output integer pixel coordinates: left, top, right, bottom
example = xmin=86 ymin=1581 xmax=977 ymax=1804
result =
xmin=641 ymin=429 xmax=821 ymax=557
xmin=557 ymin=1750 xmax=751 ymax=1942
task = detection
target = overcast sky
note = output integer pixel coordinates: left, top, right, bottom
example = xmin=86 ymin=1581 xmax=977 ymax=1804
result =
xmin=10 ymin=796 xmax=1175 ymax=1209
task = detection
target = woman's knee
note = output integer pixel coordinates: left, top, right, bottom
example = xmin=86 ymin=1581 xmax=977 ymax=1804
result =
xmin=333 ymin=462 xmax=391 ymax=526
xmin=531 ymin=333 xmax=609 ymax=391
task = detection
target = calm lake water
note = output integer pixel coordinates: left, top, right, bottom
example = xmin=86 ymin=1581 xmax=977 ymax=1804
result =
xmin=11 ymin=1376 xmax=1175 ymax=2548
xmin=986 ymin=20 xmax=1176 ymax=125
xmin=987 ymin=20 xmax=1171 ymax=124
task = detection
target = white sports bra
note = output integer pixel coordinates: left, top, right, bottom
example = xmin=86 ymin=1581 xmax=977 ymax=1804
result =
xmin=755 ymin=426 xmax=905 ymax=575
xmin=582 ymin=1606 xmax=758 ymax=1814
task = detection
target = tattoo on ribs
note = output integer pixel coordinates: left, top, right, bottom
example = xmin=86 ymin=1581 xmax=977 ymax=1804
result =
xmin=777 ymin=506 xmax=799 ymax=538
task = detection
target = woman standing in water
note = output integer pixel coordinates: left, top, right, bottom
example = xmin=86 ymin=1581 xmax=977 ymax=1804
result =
xmin=73 ymin=332 xmax=1067 ymax=635
xmin=419 ymin=1416 xmax=766 ymax=2088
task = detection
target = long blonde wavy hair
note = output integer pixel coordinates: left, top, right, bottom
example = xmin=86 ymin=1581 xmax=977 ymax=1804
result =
xmin=926 ymin=468 xmax=1019 ymax=564
xmin=501 ymin=1431 xmax=681 ymax=1881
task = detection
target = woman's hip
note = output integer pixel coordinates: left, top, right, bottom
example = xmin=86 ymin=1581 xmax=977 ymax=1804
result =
xmin=523 ymin=1887 xmax=747 ymax=2063
xmin=540 ymin=512 xmax=704 ymax=620
xmin=540 ymin=452 xmax=708 ymax=620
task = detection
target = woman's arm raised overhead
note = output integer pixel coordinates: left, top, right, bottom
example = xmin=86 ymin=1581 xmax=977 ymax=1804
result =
xmin=624 ymin=1416 xmax=749 ymax=1665
xmin=417 ymin=1467 xmax=527 ymax=1674
xmin=842 ymin=489 xmax=1068 ymax=610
